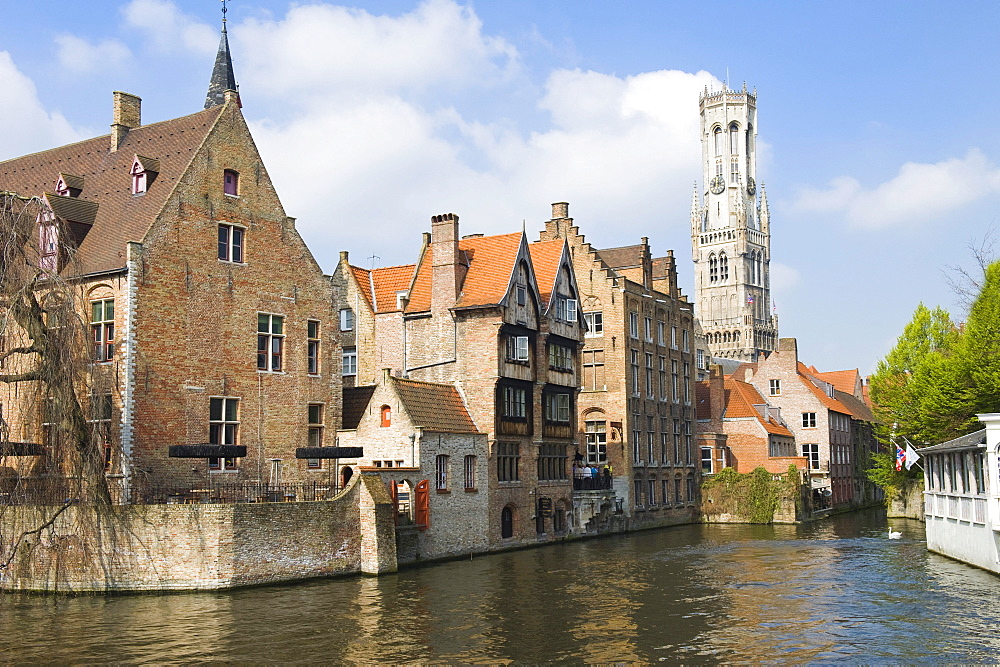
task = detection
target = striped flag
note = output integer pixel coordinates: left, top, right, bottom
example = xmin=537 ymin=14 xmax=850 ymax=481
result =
xmin=895 ymin=444 xmax=906 ymax=471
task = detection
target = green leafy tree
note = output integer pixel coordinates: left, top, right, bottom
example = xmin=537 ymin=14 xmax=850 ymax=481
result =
xmin=959 ymin=260 xmax=1000 ymax=416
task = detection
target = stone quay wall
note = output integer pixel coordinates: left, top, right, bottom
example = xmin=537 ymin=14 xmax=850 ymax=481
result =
xmin=0 ymin=473 xmax=396 ymax=593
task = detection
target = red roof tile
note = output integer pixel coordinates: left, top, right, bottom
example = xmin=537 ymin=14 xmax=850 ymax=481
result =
xmin=392 ymin=377 xmax=480 ymax=433
xmin=372 ymin=264 xmax=416 ymax=313
xmin=528 ymin=239 xmax=564 ymax=306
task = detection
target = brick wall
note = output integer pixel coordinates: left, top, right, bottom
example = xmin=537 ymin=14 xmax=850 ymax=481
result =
xmin=0 ymin=472 xmax=395 ymax=592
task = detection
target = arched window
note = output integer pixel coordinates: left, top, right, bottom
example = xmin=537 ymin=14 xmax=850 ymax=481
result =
xmin=380 ymin=405 xmax=391 ymax=427
xmin=714 ymin=127 xmax=723 ymax=156
xmin=746 ymin=124 xmax=753 ymax=155
xmin=719 ymin=253 xmax=729 ymax=281
xmin=709 ymin=253 xmax=718 ymax=283
xmin=730 ymin=123 xmax=739 ymax=154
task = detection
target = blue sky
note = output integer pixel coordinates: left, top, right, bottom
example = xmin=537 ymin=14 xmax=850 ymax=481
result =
xmin=2 ymin=0 xmax=998 ymax=375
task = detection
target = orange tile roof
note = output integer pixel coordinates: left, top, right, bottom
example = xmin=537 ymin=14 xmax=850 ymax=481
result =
xmin=406 ymin=232 xmax=524 ymax=313
xmin=372 ymin=264 xmax=417 ymax=313
xmin=349 ymin=265 xmax=374 ymax=311
xmin=0 ymin=106 xmax=224 ymax=276
xmin=724 ymin=377 xmax=794 ymax=437
xmin=813 ymin=369 xmax=862 ymax=397
xmin=797 ymin=362 xmax=851 ymax=414
xmin=527 ymin=239 xmax=565 ymax=306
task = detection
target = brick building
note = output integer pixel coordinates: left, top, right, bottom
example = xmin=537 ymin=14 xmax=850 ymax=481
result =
xmin=334 ymin=213 xmax=585 ymax=547
xmin=539 ymin=203 xmax=700 ymax=528
xmin=729 ymin=338 xmax=876 ymax=508
xmin=695 ymin=365 xmax=805 ymax=475
xmin=0 ymin=25 xmax=341 ymax=500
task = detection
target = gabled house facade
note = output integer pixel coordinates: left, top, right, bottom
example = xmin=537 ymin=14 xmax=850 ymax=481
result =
xmin=733 ymin=338 xmax=876 ymax=509
xmin=336 ymin=370 xmax=490 ymax=561
xmin=333 ymin=213 xmax=585 ymax=547
xmin=0 ymin=37 xmax=341 ymax=502
xmin=695 ymin=365 xmax=805 ymax=475
xmin=539 ymin=203 xmax=700 ymax=528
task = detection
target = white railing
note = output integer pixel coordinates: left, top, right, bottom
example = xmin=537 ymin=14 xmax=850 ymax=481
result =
xmin=925 ymin=491 xmax=989 ymax=525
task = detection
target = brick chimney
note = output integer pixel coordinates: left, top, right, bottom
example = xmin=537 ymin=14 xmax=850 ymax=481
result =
xmin=111 ymin=91 xmax=141 ymax=152
xmin=542 ymin=201 xmax=572 ymax=240
xmin=708 ymin=364 xmax=725 ymax=426
xmin=431 ymin=213 xmax=460 ymax=316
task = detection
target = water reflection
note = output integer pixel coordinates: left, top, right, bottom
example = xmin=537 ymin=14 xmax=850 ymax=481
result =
xmin=2 ymin=509 xmax=999 ymax=662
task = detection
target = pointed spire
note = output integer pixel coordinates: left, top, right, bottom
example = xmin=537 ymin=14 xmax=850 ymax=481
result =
xmin=759 ymin=184 xmax=770 ymax=232
xmin=205 ymin=9 xmax=238 ymax=109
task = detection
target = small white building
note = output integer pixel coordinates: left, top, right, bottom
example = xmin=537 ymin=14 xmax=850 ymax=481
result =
xmin=922 ymin=413 xmax=1000 ymax=573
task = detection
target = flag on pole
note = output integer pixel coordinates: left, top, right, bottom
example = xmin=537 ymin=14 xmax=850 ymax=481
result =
xmin=895 ymin=443 xmax=905 ymax=471
xmin=904 ymin=442 xmax=921 ymax=470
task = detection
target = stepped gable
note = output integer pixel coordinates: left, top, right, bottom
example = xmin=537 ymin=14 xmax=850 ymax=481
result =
xmin=405 ymin=232 xmax=523 ymax=313
xmin=391 ymin=377 xmax=480 ymax=433
xmin=0 ymin=106 xmax=224 ymax=276
xmin=527 ymin=239 xmax=564 ymax=305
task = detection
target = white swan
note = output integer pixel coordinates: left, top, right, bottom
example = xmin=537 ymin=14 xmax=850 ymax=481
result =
xmin=888 ymin=528 xmax=902 ymax=539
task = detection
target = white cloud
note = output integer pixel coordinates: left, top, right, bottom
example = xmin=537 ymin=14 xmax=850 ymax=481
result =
xmin=251 ymin=62 xmax=721 ymax=269
xmin=791 ymin=149 xmax=1000 ymax=229
xmin=55 ymin=35 xmax=131 ymax=73
xmin=121 ymin=0 xmax=216 ymax=57
xmin=236 ymin=0 xmax=518 ymax=100
xmin=769 ymin=262 xmax=800 ymax=294
xmin=0 ymin=52 xmax=85 ymax=160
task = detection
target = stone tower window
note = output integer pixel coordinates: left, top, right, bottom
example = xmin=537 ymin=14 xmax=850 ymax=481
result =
xmin=729 ymin=123 xmax=739 ymax=154
xmin=714 ymin=127 xmax=723 ymax=156
xmin=719 ymin=252 xmax=729 ymax=281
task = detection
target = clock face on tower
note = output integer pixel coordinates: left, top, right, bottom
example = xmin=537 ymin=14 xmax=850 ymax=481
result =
xmin=747 ymin=177 xmax=756 ymax=196
xmin=710 ymin=175 xmax=726 ymax=194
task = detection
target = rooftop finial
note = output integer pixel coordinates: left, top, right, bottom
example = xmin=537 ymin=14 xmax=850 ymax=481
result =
xmin=205 ymin=0 xmax=239 ymax=109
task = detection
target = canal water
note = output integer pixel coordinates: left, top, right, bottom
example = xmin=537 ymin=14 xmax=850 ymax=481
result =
xmin=2 ymin=508 xmax=999 ymax=663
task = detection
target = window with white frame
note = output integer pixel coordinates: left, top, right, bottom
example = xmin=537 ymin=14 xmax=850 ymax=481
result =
xmin=507 ymin=335 xmax=529 ymax=362
xmin=630 ymin=350 xmax=640 ymax=395
xmin=645 ymin=353 xmax=654 ymax=398
xmin=701 ymin=446 xmax=713 ymax=473
xmin=802 ymin=412 xmax=817 ymax=428
xmin=648 ymin=479 xmax=657 ymax=505
xmin=769 ymin=379 xmax=781 ymax=396
xmin=218 ymin=223 xmax=244 ymax=263
xmin=659 ymin=356 xmax=667 ymax=400
xmin=802 ymin=443 xmax=820 ymax=470
xmin=585 ymin=420 xmax=607 ymax=464
xmin=342 ymin=346 xmax=357 ymax=376
xmin=683 ymin=362 xmax=691 ymax=404
xmin=671 ymin=326 xmax=678 ymax=349
xmin=628 ymin=312 xmax=639 ymax=338
xmin=583 ymin=311 xmax=603 ymax=337
xmin=339 ymin=308 xmax=354 ymax=331
xmin=435 ymin=454 xmax=449 ymax=491
xmin=556 ymin=296 xmax=577 ymax=323
xmin=209 ymin=396 xmax=239 ymax=471
xmin=544 ymin=392 xmax=571 ymax=423
xmin=91 ymin=299 xmax=115 ymax=362
xmin=257 ymin=313 xmax=284 ymax=372
xmin=671 ymin=360 xmax=679 ymax=403
xmin=644 ymin=317 xmax=653 ymax=342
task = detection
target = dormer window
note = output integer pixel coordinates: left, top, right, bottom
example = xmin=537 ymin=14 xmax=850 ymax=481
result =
xmin=54 ymin=173 xmax=83 ymax=198
xmin=224 ymin=170 xmax=239 ymax=196
xmin=130 ymin=156 xmax=159 ymax=196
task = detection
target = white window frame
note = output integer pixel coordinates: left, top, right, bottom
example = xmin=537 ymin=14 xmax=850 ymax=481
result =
xmin=218 ymin=223 xmax=245 ymax=263
xmin=208 ymin=396 xmax=240 ymax=472
xmin=257 ymin=312 xmax=285 ymax=373
xmin=342 ymin=346 xmax=357 ymax=376
xmin=339 ymin=308 xmax=354 ymax=332
xmin=584 ymin=311 xmax=603 ymax=337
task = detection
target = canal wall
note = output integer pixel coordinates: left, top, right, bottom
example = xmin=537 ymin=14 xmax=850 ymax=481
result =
xmin=887 ymin=479 xmax=925 ymax=521
xmin=0 ymin=472 xmax=397 ymax=592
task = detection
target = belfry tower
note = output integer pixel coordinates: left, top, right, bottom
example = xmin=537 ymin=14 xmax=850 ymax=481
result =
xmin=691 ymin=83 xmax=777 ymax=361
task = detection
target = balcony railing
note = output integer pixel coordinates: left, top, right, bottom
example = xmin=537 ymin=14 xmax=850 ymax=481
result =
xmin=573 ymin=475 xmax=612 ymax=491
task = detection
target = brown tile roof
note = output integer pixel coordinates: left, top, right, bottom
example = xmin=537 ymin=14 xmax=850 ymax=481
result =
xmin=596 ymin=244 xmax=643 ymax=270
xmin=836 ymin=391 xmax=875 ymax=423
xmin=392 ymin=377 xmax=480 ymax=433
xmin=528 ymin=239 xmax=564 ymax=306
xmin=651 ymin=255 xmax=673 ymax=280
xmin=406 ymin=232 xmax=523 ymax=313
xmin=342 ymin=385 xmax=377 ymax=430
xmin=0 ymin=106 xmax=224 ymax=275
